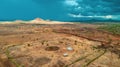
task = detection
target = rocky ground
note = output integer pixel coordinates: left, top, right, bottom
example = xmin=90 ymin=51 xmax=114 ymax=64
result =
xmin=0 ymin=22 xmax=120 ymax=67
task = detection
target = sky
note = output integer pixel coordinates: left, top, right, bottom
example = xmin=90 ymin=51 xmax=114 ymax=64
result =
xmin=0 ymin=0 xmax=120 ymax=21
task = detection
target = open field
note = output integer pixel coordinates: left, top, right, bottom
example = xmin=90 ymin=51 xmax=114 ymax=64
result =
xmin=0 ymin=22 xmax=120 ymax=67
xmin=98 ymin=23 xmax=120 ymax=35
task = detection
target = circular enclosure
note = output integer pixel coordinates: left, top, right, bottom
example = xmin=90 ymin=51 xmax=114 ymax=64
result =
xmin=45 ymin=46 xmax=60 ymax=51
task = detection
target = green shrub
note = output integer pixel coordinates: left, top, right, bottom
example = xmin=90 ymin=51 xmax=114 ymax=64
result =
xmin=98 ymin=24 xmax=120 ymax=35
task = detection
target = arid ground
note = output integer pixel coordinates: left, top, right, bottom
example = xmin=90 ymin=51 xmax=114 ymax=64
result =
xmin=0 ymin=21 xmax=120 ymax=67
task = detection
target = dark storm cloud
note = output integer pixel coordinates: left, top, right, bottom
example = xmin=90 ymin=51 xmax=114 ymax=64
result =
xmin=103 ymin=0 xmax=120 ymax=15
xmin=67 ymin=0 xmax=120 ymax=15
xmin=0 ymin=0 xmax=119 ymax=21
xmin=65 ymin=0 xmax=120 ymax=20
xmin=103 ymin=0 xmax=120 ymax=4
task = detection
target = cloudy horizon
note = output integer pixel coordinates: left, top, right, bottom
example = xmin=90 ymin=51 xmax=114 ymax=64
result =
xmin=0 ymin=0 xmax=120 ymax=21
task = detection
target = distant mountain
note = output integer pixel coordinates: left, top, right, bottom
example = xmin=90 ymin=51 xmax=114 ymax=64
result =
xmin=0 ymin=18 xmax=120 ymax=23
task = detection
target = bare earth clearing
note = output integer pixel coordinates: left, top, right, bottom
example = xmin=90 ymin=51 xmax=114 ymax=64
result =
xmin=0 ymin=21 xmax=120 ymax=67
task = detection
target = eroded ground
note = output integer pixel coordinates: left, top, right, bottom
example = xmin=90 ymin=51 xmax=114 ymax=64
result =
xmin=0 ymin=23 xmax=120 ymax=67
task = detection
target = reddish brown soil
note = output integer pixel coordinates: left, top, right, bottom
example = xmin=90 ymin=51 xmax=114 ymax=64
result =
xmin=0 ymin=23 xmax=120 ymax=67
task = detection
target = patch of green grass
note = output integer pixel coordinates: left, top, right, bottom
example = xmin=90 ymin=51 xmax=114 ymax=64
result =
xmin=98 ymin=23 xmax=120 ymax=35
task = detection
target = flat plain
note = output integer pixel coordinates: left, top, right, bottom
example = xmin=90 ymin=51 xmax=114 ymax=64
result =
xmin=0 ymin=21 xmax=120 ymax=67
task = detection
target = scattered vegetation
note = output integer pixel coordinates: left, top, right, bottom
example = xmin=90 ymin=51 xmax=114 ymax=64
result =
xmin=83 ymin=49 xmax=107 ymax=67
xmin=34 ymin=57 xmax=51 ymax=66
xmin=41 ymin=40 xmax=48 ymax=45
xmin=98 ymin=23 xmax=120 ymax=35
xmin=65 ymin=54 xmax=92 ymax=67
xmin=5 ymin=46 xmax=24 ymax=67
xmin=65 ymin=48 xmax=107 ymax=67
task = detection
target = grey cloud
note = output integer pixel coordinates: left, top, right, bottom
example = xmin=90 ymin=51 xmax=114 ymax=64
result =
xmin=68 ymin=0 xmax=120 ymax=16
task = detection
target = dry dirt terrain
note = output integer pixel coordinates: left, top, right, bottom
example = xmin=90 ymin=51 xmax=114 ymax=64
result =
xmin=0 ymin=22 xmax=120 ymax=67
